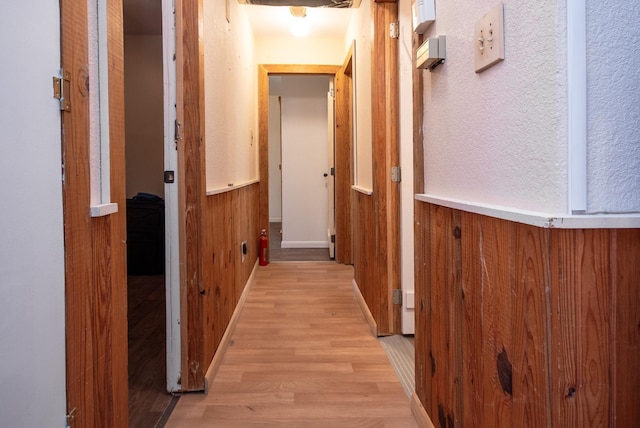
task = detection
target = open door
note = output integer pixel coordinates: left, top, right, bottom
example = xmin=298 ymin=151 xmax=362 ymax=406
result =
xmin=327 ymin=79 xmax=336 ymax=259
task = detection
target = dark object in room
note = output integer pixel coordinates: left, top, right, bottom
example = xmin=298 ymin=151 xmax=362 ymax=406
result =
xmin=126 ymin=198 xmax=165 ymax=275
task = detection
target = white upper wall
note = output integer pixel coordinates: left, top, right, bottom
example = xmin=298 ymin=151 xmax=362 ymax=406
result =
xmin=586 ymin=1 xmax=640 ymax=214
xmin=203 ymin=0 xmax=258 ymax=191
xmin=421 ymin=0 xmax=568 ymax=214
xmin=255 ymin=36 xmax=345 ymax=65
xmin=345 ymin=0 xmax=373 ymax=191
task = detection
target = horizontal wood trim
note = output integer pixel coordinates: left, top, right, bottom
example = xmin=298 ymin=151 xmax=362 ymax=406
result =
xmin=206 ymin=179 xmax=260 ymax=196
xmin=416 ymin=194 xmax=640 ymax=229
xmin=259 ymin=64 xmax=340 ymax=75
xmin=352 ymin=279 xmax=378 ymax=337
xmin=415 ymin=199 xmax=640 ymax=426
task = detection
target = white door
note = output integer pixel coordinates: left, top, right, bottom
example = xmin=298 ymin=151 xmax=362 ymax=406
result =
xmin=327 ymin=79 xmax=336 ymax=259
xmin=0 ymin=2 xmax=67 ymax=426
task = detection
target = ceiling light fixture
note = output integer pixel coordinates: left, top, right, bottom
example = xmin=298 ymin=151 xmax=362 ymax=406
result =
xmin=289 ymin=6 xmax=309 ymax=37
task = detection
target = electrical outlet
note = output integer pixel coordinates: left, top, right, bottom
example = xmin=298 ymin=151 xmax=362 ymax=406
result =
xmin=474 ymin=3 xmax=505 ymax=73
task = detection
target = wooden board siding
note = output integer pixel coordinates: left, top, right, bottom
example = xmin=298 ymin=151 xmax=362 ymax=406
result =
xmin=202 ymin=184 xmax=260 ymax=369
xmin=334 ymin=48 xmax=354 ymax=265
xmin=414 ymin=201 xmax=640 ymax=427
xmin=62 ymin=0 xmax=128 ymax=425
xmin=351 ymin=0 xmax=401 ymax=336
xmin=177 ymin=0 xmax=206 ymax=391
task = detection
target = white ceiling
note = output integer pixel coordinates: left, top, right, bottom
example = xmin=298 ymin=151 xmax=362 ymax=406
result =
xmin=123 ymin=0 xmax=353 ymax=39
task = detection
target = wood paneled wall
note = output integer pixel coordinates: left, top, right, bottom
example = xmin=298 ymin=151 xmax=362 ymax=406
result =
xmin=414 ymin=200 xmax=640 ymax=427
xmin=351 ymin=1 xmax=400 ymax=335
xmin=202 ymin=184 xmax=260 ymax=366
xmin=62 ymin=0 xmax=128 ymax=425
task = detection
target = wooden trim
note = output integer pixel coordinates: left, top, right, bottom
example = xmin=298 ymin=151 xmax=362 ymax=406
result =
xmin=206 ymin=179 xmax=259 ymax=196
xmin=204 ymin=260 xmax=259 ymax=393
xmin=352 ymin=279 xmax=378 ymax=337
xmin=411 ymin=392 xmax=436 ymax=428
xmin=258 ymin=64 xmax=340 ymax=261
xmin=177 ymin=0 xmax=206 ymax=391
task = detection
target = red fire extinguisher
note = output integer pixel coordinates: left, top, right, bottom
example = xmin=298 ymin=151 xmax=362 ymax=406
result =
xmin=259 ymin=229 xmax=268 ymax=266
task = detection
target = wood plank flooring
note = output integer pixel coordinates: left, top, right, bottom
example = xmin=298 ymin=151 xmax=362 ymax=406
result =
xmin=165 ymin=262 xmax=418 ymax=427
xmin=128 ymin=275 xmax=176 ymax=427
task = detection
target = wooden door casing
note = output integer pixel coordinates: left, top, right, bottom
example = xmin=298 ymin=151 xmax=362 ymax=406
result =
xmin=62 ymin=0 xmax=128 ymax=425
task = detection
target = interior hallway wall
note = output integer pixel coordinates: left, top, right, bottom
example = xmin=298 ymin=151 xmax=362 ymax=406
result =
xmin=268 ymin=95 xmax=282 ymax=222
xmin=124 ymin=34 xmax=164 ymax=198
xmin=204 ymin=0 xmax=257 ymax=191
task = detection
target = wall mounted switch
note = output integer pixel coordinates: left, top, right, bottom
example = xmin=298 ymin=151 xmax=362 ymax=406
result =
xmin=474 ymin=3 xmax=505 ymax=73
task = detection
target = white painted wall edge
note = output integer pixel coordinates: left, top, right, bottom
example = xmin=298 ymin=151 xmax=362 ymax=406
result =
xmin=281 ymin=241 xmax=329 ymax=248
xmin=90 ymin=202 xmax=118 ymax=217
xmin=416 ymin=194 xmax=640 ymax=229
xmin=567 ymin=0 xmax=587 ymax=213
xmin=352 ymin=185 xmax=373 ymax=195
xmin=206 ymin=179 xmax=260 ymax=196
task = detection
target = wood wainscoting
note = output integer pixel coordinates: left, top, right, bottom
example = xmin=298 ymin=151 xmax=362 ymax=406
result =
xmin=414 ymin=200 xmax=640 ymax=427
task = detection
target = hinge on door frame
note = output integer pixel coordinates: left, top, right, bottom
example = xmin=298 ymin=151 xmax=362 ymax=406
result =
xmin=330 ymin=234 xmax=336 ymax=243
xmin=330 ymin=167 xmax=335 ymax=176
xmin=53 ymin=69 xmax=71 ymax=112
xmin=66 ymin=407 xmax=77 ymax=428
xmin=391 ymin=166 xmax=401 ymax=182
xmin=389 ymin=22 xmax=399 ymax=39
xmin=392 ymin=289 xmax=402 ymax=305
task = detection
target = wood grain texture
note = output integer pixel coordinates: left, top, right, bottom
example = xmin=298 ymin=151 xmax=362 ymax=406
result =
xmin=334 ymin=48 xmax=354 ymax=265
xmin=178 ymin=0 xmax=206 ymax=391
xmin=415 ymin=200 xmax=640 ymax=427
xmin=166 ymin=262 xmax=418 ymax=427
xmin=351 ymin=1 xmax=400 ymax=336
xmin=62 ymin=0 xmax=128 ymax=425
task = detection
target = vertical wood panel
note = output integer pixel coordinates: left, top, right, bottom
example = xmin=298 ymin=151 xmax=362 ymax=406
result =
xmin=62 ymin=0 xmax=128 ymax=423
xmin=512 ymin=224 xmax=551 ymax=427
xmin=335 ymin=50 xmax=354 ymax=265
xmin=552 ymin=229 xmax=612 ymax=427
xmin=416 ymin=202 xmax=640 ymax=426
xmin=106 ymin=0 xmax=128 ymax=423
xmin=612 ymin=229 xmax=640 ymax=425
xmin=179 ymin=0 xmax=205 ymax=391
xmin=414 ymin=201 xmax=431 ymax=410
xmin=428 ymin=205 xmax=461 ymax=427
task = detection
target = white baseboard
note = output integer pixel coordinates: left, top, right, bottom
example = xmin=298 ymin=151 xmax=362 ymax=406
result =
xmin=269 ymin=217 xmax=282 ymax=223
xmin=280 ymin=241 xmax=329 ymax=249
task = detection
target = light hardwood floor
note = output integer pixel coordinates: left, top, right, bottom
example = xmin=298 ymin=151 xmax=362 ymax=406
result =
xmin=165 ymin=262 xmax=418 ymax=427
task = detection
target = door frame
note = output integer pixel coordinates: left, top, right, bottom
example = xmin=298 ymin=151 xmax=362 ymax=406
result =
xmin=258 ymin=65 xmax=340 ymax=260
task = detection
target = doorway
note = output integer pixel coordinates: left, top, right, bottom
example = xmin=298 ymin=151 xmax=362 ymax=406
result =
xmin=123 ymin=1 xmax=174 ymax=425
xmin=268 ymin=74 xmax=333 ymax=262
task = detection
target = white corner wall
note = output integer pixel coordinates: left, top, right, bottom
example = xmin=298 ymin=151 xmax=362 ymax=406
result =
xmin=124 ymin=35 xmax=165 ymax=198
xmin=422 ymin=0 xmax=568 ymax=214
xmin=346 ymin=0 xmax=374 ymax=191
xmin=0 ymin=2 xmax=67 ymax=426
xmin=204 ymin=1 xmax=258 ymax=191
xmin=586 ymin=1 xmax=640 ymax=213
xmin=268 ymin=94 xmax=282 ymax=222
xmin=255 ymin=36 xmax=346 ymax=65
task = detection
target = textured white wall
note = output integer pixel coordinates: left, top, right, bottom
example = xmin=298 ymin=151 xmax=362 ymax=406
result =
xmin=422 ymin=0 xmax=568 ymax=213
xmin=204 ymin=1 xmax=258 ymax=191
xmin=268 ymin=94 xmax=282 ymax=221
xmin=0 ymin=1 xmax=67 ymax=426
xmin=586 ymin=1 xmax=640 ymax=213
xmin=125 ymin=35 xmax=165 ymax=198
xmin=255 ymin=36 xmax=345 ymax=65
xmin=277 ymin=76 xmax=331 ymax=246
xmin=346 ymin=0 xmax=373 ymax=191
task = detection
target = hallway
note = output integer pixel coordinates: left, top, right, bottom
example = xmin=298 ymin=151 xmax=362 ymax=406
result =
xmin=165 ymin=262 xmax=418 ymax=427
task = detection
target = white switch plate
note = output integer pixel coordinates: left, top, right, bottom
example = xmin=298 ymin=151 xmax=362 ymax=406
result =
xmin=474 ymin=3 xmax=505 ymax=73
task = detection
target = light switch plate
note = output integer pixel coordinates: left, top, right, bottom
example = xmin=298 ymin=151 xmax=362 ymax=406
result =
xmin=474 ymin=3 xmax=505 ymax=73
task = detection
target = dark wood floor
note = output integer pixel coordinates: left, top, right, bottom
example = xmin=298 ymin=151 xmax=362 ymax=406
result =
xmin=128 ymin=275 xmax=176 ymax=427
xmin=165 ymin=262 xmax=418 ymax=427
xmin=269 ymin=222 xmax=332 ymax=262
